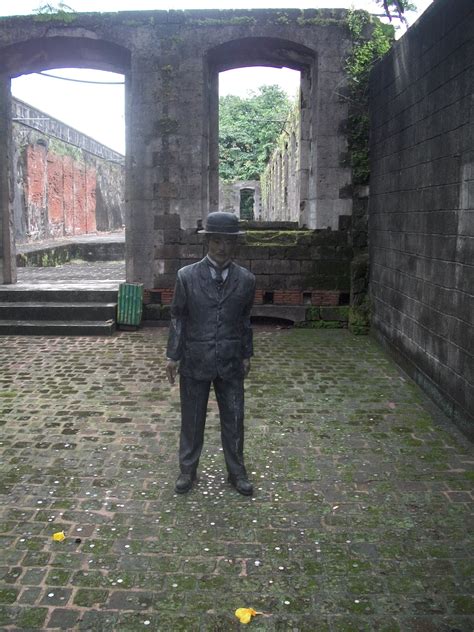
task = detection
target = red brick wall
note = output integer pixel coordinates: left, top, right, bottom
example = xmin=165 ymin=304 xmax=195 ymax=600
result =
xmin=25 ymin=144 xmax=97 ymax=240
xmin=150 ymin=287 xmax=342 ymax=307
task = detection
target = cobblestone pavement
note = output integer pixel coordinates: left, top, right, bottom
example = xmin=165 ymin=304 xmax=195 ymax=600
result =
xmin=0 ymin=328 xmax=472 ymax=631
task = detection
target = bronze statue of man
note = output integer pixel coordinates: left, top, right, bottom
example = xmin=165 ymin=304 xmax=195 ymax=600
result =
xmin=166 ymin=212 xmax=256 ymax=496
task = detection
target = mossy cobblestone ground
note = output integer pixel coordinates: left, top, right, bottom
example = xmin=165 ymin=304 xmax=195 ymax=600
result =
xmin=0 ymin=328 xmax=472 ymax=631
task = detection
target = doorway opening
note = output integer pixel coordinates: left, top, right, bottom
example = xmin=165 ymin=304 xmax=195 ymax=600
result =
xmin=216 ymin=64 xmax=301 ymax=224
xmin=239 ymin=188 xmax=255 ymax=220
xmin=10 ymin=67 xmax=126 ymax=289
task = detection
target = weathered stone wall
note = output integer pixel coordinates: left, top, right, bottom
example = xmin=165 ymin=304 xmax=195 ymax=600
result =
xmin=369 ymin=0 xmax=474 ymax=435
xmin=12 ymin=99 xmax=125 ymax=243
xmin=0 ymin=9 xmax=353 ymax=287
xmin=148 ymin=221 xmax=352 ymax=309
xmin=219 ymin=180 xmax=261 ymax=219
xmin=261 ymin=105 xmax=301 ymax=224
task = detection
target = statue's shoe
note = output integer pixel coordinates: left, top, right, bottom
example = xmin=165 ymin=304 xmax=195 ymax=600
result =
xmin=228 ymin=475 xmax=253 ymax=496
xmin=175 ymin=472 xmax=196 ymax=494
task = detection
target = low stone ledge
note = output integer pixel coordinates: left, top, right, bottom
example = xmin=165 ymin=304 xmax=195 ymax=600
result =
xmin=16 ymin=240 xmax=125 ymax=267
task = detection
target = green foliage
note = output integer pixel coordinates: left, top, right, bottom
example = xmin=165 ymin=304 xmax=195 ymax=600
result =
xmin=219 ymin=85 xmax=294 ymax=182
xmin=239 ymin=189 xmax=255 ymax=220
xmin=345 ymin=10 xmax=395 ymax=184
xmin=33 ymin=2 xmax=77 ymax=22
xmin=348 ymin=297 xmax=371 ymax=335
xmin=376 ymin=1 xmax=417 ymax=24
xmin=49 ymin=137 xmax=82 ymax=162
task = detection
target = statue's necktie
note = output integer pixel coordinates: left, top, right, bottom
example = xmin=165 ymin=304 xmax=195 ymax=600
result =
xmin=208 ymin=261 xmax=227 ymax=287
xmin=214 ymin=267 xmax=224 ymax=286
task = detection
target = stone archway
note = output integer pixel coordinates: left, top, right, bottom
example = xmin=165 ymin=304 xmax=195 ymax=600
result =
xmin=0 ymin=9 xmax=352 ymax=289
xmin=0 ymin=35 xmax=131 ymax=284
xmin=205 ymin=37 xmax=316 ymax=228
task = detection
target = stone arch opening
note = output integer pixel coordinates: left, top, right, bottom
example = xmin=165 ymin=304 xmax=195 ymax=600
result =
xmin=0 ymin=35 xmax=131 ymax=284
xmin=206 ymin=37 xmax=316 ymax=227
xmin=239 ymin=188 xmax=255 ymax=221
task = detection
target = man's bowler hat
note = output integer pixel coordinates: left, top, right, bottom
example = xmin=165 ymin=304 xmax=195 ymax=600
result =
xmin=198 ymin=212 xmax=246 ymax=235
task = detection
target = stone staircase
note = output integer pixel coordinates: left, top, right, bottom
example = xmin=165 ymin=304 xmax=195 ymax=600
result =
xmin=0 ymin=288 xmax=118 ymax=335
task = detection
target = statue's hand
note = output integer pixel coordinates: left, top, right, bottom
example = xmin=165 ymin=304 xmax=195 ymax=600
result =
xmin=166 ymin=360 xmax=179 ymax=385
xmin=243 ymin=358 xmax=251 ymax=378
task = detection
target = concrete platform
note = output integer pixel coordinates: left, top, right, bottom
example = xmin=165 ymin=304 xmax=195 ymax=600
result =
xmin=0 ymin=260 xmax=125 ymax=292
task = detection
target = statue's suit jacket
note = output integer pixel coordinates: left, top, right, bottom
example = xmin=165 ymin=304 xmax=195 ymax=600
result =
xmin=167 ymin=257 xmax=255 ymax=381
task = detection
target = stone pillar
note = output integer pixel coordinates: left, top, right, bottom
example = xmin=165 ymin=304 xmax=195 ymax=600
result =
xmin=299 ymin=67 xmax=312 ymax=228
xmin=125 ymin=60 xmax=154 ymax=288
xmin=126 ymin=45 xmax=211 ymax=288
xmin=312 ymin=48 xmax=352 ymax=230
xmin=0 ymin=75 xmax=16 ymax=284
xmin=208 ymin=70 xmax=219 ymax=213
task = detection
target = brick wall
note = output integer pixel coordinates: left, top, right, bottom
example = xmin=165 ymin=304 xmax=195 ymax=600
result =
xmin=24 ymin=144 xmax=97 ymax=239
xmin=12 ymin=98 xmax=125 ymax=243
xmin=369 ymin=0 xmax=473 ymax=435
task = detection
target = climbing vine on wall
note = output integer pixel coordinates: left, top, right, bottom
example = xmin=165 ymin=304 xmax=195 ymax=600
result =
xmin=345 ymin=10 xmax=395 ymax=184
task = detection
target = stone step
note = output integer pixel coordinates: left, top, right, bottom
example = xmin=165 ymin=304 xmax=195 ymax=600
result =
xmin=0 ymin=289 xmax=118 ymax=303
xmin=0 ymin=320 xmax=116 ymax=336
xmin=0 ymin=302 xmax=117 ymax=321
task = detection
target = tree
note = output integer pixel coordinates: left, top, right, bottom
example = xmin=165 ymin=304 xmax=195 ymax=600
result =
xmin=219 ymin=85 xmax=294 ymax=182
xmin=376 ymin=1 xmax=417 ymax=25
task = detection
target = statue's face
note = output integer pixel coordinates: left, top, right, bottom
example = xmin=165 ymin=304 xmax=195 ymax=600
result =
xmin=207 ymin=235 xmax=238 ymax=267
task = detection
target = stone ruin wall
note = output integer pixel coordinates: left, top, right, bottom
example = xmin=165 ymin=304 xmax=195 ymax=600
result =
xmin=146 ymin=216 xmax=352 ymax=323
xmin=369 ymin=0 xmax=473 ymax=435
xmin=12 ymin=99 xmax=125 ymax=243
xmin=261 ymin=104 xmax=301 ymax=224
xmin=219 ymin=180 xmax=261 ymax=219
xmin=0 ymin=8 xmax=354 ymax=286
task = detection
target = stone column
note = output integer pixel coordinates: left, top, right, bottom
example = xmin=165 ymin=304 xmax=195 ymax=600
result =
xmin=126 ymin=45 xmax=211 ymax=288
xmin=208 ymin=70 xmax=219 ymax=213
xmin=0 ymin=75 xmax=16 ymax=284
xmin=125 ymin=60 xmax=154 ymax=288
xmin=312 ymin=43 xmax=352 ymax=230
xmin=299 ymin=66 xmax=313 ymax=228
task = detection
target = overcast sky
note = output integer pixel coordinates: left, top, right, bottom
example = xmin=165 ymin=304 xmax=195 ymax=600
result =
xmin=3 ymin=0 xmax=433 ymax=153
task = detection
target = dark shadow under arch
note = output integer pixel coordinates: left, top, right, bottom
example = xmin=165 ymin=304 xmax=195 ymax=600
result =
xmin=207 ymin=36 xmax=315 ymax=72
xmin=0 ymin=36 xmax=131 ymax=77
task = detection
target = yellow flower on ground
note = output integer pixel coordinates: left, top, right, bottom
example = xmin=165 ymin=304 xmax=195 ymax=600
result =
xmin=235 ymin=608 xmax=257 ymax=624
xmin=52 ymin=531 xmax=65 ymax=542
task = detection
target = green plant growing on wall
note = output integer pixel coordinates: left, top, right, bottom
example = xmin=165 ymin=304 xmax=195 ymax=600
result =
xmin=33 ymin=2 xmax=77 ymax=23
xmin=49 ymin=137 xmax=83 ymax=162
xmin=345 ymin=10 xmax=395 ymax=184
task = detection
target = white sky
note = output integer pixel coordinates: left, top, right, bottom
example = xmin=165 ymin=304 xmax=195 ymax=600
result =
xmin=2 ymin=0 xmax=433 ymax=153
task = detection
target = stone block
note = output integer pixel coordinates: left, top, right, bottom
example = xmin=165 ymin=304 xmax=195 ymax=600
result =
xmin=250 ymin=259 xmax=300 ymax=275
xmin=154 ymin=245 xmax=180 ymax=259
xmin=152 ymin=272 xmax=177 ymax=288
xmin=239 ymin=246 xmax=270 ymax=260
xmin=160 ymin=229 xmax=183 ymax=244
xmin=153 ymin=214 xmax=181 ymax=230
xmin=269 ymin=274 xmax=302 ymax=290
